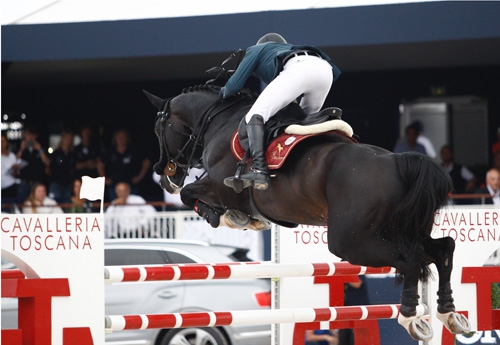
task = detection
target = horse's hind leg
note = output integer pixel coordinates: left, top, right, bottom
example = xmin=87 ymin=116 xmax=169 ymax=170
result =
xmin=396 ymin=244 xmax=435 ymax=341
xmin=328 ymin=230 xmax=433 ymax=340
xmin=424 ymin=237 xmax=471 ymax=335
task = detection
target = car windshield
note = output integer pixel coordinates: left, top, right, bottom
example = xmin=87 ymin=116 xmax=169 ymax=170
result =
xmin=105 ymin=248 xmax=196 ymax=266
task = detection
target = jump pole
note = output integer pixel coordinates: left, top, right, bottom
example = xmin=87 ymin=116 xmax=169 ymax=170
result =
xmin=104 ymin=261 xmax=395 ymax=284
xmin=105 ymin=304 xmax=427 ymax=332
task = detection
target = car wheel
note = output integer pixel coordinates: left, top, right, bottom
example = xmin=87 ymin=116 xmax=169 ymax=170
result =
xmin=160 ymin=327 xmax=229 ymax=345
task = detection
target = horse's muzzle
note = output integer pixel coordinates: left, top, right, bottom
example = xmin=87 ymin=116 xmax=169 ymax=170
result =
xmin=160 ymin=175 xmax=182 ymax=194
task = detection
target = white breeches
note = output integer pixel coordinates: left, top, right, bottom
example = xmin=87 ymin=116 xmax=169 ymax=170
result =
xmin=245 ymin=55 xmax=334 ymax=123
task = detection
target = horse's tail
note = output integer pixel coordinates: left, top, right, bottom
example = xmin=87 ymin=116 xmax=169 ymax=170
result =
xmin=386 ymin=152 xmax=452 ymax=282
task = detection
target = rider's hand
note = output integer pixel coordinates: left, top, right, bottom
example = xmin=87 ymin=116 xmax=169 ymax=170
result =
xmin=219 ymin=87 xmax=226 ymax=99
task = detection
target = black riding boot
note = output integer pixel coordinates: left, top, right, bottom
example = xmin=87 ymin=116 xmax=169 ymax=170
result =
xmin=224 ymin=115 xmax=269 ymax=191
xmin=240 ymin=115 xmax=269 ymax=190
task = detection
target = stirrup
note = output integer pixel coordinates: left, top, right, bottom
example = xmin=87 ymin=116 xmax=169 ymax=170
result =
xmin=224 ymin=172 xmax=269 ymax=191
xmin=224 ymin=176 xmax=253 ymax=192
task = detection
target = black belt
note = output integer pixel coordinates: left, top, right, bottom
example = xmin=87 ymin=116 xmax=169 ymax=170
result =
xmin=282 ymin=50 xmax=321 ymax=65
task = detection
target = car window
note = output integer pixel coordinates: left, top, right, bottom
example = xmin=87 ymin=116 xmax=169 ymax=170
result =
xmin=104 ymin=248 xmax=197 ymax=266
xmin=105 ymin=249 xmax=169 ymax=266
xmin=165 ymin=251 xmax=196 ymax=264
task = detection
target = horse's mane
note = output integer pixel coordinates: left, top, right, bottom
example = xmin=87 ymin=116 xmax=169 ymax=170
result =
xmin=181 ymin=84 xmax=258 ymax=100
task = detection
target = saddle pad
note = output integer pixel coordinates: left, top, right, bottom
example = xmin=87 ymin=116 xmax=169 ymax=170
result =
xmin=231 ymin=130 xmax=352 ymax=170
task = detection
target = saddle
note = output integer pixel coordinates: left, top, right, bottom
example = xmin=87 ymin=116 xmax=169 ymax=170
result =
xmin=231 ymin=103 xmax=356 ymax=170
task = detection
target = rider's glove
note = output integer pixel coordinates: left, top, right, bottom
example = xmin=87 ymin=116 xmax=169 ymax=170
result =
xmin=219 ymin=87 xmax=226 ymax=99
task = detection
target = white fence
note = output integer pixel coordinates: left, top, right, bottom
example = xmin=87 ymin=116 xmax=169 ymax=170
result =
xmin=104 ymin=210 xmax=198 ymax=239
xmin=104 ymin=210 xmax=265 ymax=261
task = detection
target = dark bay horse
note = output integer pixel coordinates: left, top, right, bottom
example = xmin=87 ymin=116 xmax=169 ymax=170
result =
xmin=145 ymin=84 xmax=470 ymax=341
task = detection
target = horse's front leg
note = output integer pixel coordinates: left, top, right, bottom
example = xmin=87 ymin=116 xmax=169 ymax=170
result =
xmin=180 ymin=179 xmax=225 ymax=227
xmin=424 ymin=237 xmax=471 ymax=335
xmin=180 ymin=179 xmax=269 ymax=230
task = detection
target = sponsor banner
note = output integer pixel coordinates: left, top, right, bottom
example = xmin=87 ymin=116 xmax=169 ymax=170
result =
xmin=429 ymin=206 xmax=499 ymax=345
xmin=1 ymin=214 xmax=104 ymax=345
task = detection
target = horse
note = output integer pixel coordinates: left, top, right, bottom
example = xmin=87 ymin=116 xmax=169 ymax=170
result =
xmin=144 ymin=84 xmax=470 ymax=341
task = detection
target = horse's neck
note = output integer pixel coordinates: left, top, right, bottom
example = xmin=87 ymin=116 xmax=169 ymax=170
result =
xmin=180 ymin=91 xmax=251 ymax=132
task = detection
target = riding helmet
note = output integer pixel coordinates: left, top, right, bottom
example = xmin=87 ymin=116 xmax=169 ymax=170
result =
xmin=256 ymin=33 xmax=287 ymax=44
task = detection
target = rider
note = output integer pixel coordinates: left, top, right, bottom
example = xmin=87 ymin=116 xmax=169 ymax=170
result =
xmin=220 ymin=33 xmax=341 ymax=190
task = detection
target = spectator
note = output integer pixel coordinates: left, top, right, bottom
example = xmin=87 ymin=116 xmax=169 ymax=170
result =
xmin=68 ymin=178 xmax=93 ymax=213
xmin=440 ymin=144 xmax=477 ymax=204
xmin=16 ymin=125 xmax=50 ymax=202
xmin=105 ymin=182 xmax=157 ymax=237
xmin=22 ymin=182 xmax=64 ymax=214
xmin=393 ymin=123 xmax=427 ymax=154
xmin=474 ymin=168 xmax=500 ymax=206
xmin=339 ymin=277 xmax=370 ymax=345
xmin=1 ymin=132 xmax=20 ymax=202
xmin=99 ymin=128 xmax=151 ymax=201
xmin=492 ymin=126 xmax=500 ymax=156
xmin=305 ymin=329 xmax=339 ymax=345
xmin=74 ymin=125 xmax=102 ymax=179
xmin=49 ymin=129 xmax=76 ymax=204
xmin=412 ymin=120 xmax=437 ymax=159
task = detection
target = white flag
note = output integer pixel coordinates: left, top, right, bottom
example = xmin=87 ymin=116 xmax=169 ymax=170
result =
xmin=80 ymin=176 xmax=105 ymax=201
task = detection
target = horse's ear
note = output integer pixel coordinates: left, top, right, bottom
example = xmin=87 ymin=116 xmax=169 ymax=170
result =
xmin=143 ymin=90 xmax=165 ymax=111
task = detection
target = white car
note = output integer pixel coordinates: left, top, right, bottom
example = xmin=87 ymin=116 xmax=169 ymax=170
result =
xmin=1 ymin=239 xmax=272 ymax=345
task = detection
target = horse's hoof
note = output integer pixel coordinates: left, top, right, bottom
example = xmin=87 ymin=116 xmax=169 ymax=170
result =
xmin=409 ymin=318 xmax=433 ymax=341
xmin=226 ymin=210 xmax=251 ymax=228
xmin=249 ymin=219 xmax=272 ymax=231
xmin=398 ymin=315 xmax=433 ymax=341
xmin=437 ymin=312 xmax=471 ymax=334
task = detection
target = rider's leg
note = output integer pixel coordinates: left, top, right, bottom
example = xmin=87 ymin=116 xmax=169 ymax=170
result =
xmin=297 ymin=58 xmax=334 ymax=114
xmin=245 ymin=56 xmax=333 ymax=122
xmin=238 ymin=115 xmax=269 ymax=190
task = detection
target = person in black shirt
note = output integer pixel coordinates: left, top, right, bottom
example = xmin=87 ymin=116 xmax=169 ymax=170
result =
xmin=440 ymin=144 xmax=477 ymax=204
xmin=48 ymin=129 xmax=76 ymax=204
xmin=16 ymin=126 xmax=50 ymax=202
xmin=74 ymin=125 xmax=102 ymax=178
xmin=99 ymin=128 xmax=151 ymax=201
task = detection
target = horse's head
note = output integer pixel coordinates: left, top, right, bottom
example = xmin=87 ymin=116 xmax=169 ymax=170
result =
xmin=145 ymin=85 xmax=255 ymax=194
xmin=144 ymin=87 xmax=219 ymax=194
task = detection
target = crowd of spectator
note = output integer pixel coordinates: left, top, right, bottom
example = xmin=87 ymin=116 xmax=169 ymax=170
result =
xmin=394 ymin=122 xmax=500 ymax=206
xmin=1 ymin=124 xmax=177 ymax=214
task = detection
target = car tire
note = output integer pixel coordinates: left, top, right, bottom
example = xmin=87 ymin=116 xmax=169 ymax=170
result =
xmin=160 ymin=327 xmax=229 ymax=345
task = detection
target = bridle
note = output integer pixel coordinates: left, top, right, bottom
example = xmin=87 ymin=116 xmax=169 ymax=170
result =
xmin=154 ymin=89 xmax=246 ymax=190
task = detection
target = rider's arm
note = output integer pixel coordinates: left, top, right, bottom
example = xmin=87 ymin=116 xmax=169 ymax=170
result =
xmin=222 ymin=46 xmax=261 ymax=98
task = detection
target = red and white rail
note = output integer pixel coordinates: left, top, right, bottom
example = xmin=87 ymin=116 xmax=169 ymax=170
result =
xmin=105 ymin=304 xmax=426 ymax=332
xmin=104 ymin=261 xmax=395 ymax=283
